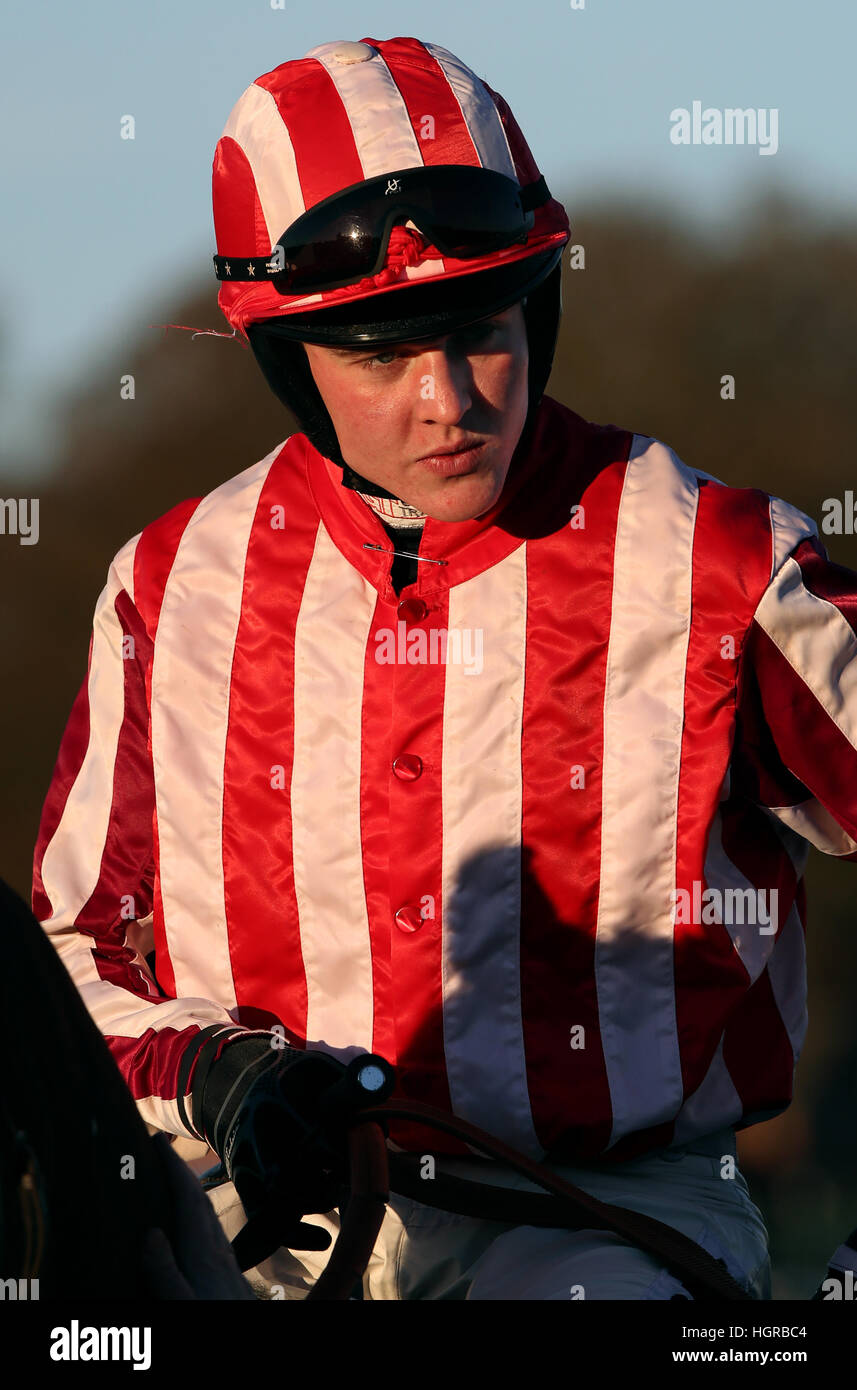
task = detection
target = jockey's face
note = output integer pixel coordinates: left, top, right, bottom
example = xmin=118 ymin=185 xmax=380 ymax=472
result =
xmin=302 ymin=301 xmax=529 ymax=523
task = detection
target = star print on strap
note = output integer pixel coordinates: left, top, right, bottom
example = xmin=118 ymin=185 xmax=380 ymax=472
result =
xmin=212 ymin=253 xmax=285 ymax=281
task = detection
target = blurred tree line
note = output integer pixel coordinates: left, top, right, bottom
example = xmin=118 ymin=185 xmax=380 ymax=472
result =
xmin=1 ymin=192 xmax=855 ymax=1296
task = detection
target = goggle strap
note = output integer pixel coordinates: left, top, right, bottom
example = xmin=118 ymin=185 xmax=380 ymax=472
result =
xmin=519 ymin=173 xmax=548 ymax=213
xmin=213 ymin=174 xmax=551 ymax=282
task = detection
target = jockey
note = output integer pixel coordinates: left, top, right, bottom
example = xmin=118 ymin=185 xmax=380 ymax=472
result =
xmin=32 ymin=36 xmax=857 ymax=1301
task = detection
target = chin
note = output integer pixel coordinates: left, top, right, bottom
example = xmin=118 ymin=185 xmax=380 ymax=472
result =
xmin=424 ymin=473 xmax=505 ymax=524
xmin=424 ymin=495 xmax=489 ymax=524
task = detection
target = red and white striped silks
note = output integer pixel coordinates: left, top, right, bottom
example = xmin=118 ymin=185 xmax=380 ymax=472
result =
xmin=32 ymin=397 xmax=857 ymax=1161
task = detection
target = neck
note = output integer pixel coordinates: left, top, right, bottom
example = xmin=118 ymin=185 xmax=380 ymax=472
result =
xmin=339 ymin=461 xmax=400 ymax=501
xmin=339 ymin=460 xmax=427 ymax=525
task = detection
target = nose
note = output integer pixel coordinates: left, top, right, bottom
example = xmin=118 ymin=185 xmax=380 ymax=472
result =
xmin=419 ymin=346 xmax=473 ymax=422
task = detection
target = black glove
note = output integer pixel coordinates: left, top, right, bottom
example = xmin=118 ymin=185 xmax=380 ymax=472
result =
xmin=186 ymin=1032 xmax=394 ymax=1267
xmin=192 ymin=1036 xmax=350 ymax=1261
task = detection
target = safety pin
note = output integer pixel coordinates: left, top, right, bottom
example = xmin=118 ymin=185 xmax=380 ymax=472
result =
xmin=362 ymin=543 xmax=448 ymax=566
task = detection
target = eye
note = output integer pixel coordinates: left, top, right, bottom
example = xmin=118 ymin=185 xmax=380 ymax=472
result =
xmin=360 ymin=350 xmax=400 ymax=370
xmin=358 ymin=322 xmax=497 ymax=370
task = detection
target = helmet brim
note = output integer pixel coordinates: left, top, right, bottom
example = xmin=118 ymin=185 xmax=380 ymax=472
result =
xmin=248 ymin=247 xmax=562 ymax=347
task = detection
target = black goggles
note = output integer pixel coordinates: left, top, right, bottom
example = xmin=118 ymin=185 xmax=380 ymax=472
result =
xmin=213 ymin=164 xmax=550 ymax=295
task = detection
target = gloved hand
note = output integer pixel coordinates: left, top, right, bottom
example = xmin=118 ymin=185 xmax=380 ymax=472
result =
xmin=189 ymin=1032 xmax=395 ymax=1268
xmin=193 ymin=1036 xmax=351 ymax=1262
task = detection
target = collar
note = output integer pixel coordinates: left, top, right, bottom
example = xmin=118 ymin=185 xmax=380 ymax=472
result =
xmin=356 ymin=492 xmax=427 ymax=528
xmin=303 ymin=396 xmax=587 ymax=604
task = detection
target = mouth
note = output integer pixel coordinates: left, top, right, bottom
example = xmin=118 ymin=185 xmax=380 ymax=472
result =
xmin=416 ymin=442 xmax=487 ymax=476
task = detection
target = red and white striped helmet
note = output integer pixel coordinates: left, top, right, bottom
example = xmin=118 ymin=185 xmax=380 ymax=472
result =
xmin=212 ymin=36 xmax=571 ymax=339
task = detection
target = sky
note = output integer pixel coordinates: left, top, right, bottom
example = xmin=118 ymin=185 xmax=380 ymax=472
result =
xmin=1 ymin=0 xmax=854 ymax=475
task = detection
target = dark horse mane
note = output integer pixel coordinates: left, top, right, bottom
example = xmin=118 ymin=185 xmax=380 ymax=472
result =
xmin=0 ymin=876 xmax=175 ymax=1298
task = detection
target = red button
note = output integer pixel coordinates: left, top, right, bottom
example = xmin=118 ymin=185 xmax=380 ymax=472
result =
xmin=397 ymin=597 xmax=427 ymax=624
xmin=392 ymin=754 xmax=423 ymax=782
xmin=394 ymin=905 xmax=424 ymax=933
